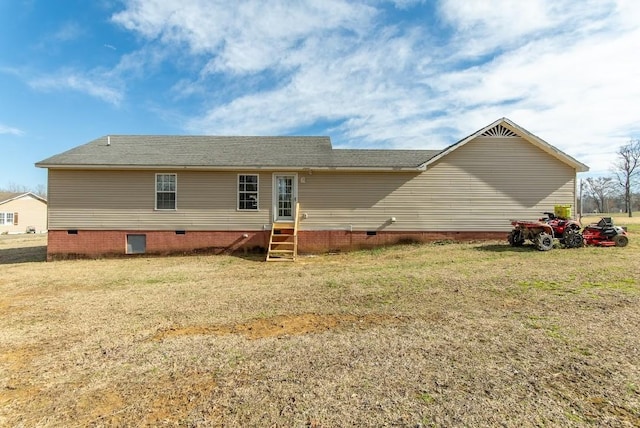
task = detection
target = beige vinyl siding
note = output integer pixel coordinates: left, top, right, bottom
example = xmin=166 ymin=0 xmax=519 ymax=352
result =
xmin=48 ymin=135 xmax=577 ymax=233
xmin=298 ymin=172 xmax=422 ymax=230
xmin=298 ymin=136 xmax=576 ymax=232
xmin=48 ymin=170 xmax=272 ymax=230
xmin=0 ymin=195 xmax=48 ymax=233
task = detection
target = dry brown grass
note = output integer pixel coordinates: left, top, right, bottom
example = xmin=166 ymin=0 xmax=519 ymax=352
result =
xmin=1 ymin=226 xmax=639 ymax=427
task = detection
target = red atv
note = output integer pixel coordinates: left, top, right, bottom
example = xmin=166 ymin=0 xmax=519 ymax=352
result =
xmin=582 ymin=217 xmax=629 ymax=247
xmin=540 ymin=212 xmax=584 ymax=248
xmin=508 ymin=212 xmax=583 ymax=251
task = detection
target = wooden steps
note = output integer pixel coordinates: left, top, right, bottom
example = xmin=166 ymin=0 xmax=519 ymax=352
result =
xmin=266 ymin=223 xmax=297 ymax=261
xmin=266 ymin=205 xmax=299 ymax=262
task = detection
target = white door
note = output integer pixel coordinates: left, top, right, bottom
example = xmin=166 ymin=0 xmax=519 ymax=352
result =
xmin=273 ymin=174 xmax=297 ymax=222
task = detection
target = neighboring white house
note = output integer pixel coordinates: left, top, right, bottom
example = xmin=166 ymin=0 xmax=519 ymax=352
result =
xmin=0 ymin=192 xmax=48 ymax=234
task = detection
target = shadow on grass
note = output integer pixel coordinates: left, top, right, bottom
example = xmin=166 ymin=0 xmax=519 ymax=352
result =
xmin=0 ymin=246 xmax=47 ymax=264
xmin=474 ymin=243 xmax=539 ymax=253
xmin=232 ymin=253 xmax=270 ymax=262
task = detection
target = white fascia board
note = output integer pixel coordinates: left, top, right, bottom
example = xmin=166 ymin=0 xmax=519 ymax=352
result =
xmin=37 ymin=164 xmax=425 ymax=172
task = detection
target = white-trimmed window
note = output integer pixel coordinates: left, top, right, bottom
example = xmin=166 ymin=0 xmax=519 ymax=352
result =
xmin=0 ymin=212 xmax=15 ymax=225
xmin=238 ymin=174 xmax=259 ymax=210
xmin=156 ymin=173 xmax=177 ymax=210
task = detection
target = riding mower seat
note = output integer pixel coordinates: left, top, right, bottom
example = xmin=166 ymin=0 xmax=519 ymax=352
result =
xmin=597 ymin=217 xmax=613 ymax=228
xmin=589 ymin=217 xmax=617 ymax=237
xmin=590 ymin=217 xmax=613 ymax=230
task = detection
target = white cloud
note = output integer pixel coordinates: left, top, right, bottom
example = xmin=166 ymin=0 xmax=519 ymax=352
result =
xmin=186 ymin=29 xmax=437 ymax=143
xmin=110 ymin=0 xmax=640 ymax=176
xmin=112 ymin=0 xmax=376 ymax=73
xmin=428 ymin=0 xmax=640 ymax=174
xmin=29 ymin=71 xmax=123 ymax=106
xmin=435 ymin=0 xmax=616 ymax=59
xmin=438 ymin=0 xmax=553 ymax=36
xmin=0 ymin=124 xmax=24 ymax=136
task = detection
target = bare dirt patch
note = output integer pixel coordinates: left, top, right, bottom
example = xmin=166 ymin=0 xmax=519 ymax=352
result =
xmin=154 ymin=313 xmax=408 ymax=341
xmin=83 ymin=370 xmax=218 ymax=427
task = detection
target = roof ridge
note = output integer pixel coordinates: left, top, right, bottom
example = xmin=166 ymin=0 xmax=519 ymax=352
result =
xmin=99 ymin=134 xmax=331 ymax=138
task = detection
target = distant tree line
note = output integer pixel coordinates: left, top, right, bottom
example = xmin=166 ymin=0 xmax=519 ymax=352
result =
xmin=580 ymin=139 xmax=640 ymax=217
xmin=0 ymin=182 xmax=47 ymax=198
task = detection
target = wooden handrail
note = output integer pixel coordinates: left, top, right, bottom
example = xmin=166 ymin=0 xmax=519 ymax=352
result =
xmin=294 ymin=202 xmax=300 ymax=233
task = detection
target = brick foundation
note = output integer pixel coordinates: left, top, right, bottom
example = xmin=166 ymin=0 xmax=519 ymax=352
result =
xmin=47 ymin=229 xmax=507 ymax=260
xmin=46 ymin=230 xmax=270 ymax=260
xmin=298 ymin=230 xmax=506 ymax=253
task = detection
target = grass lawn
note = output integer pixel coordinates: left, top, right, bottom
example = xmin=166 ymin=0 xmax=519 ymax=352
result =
xmin=1 ymin=220 xmax=639 ymax=427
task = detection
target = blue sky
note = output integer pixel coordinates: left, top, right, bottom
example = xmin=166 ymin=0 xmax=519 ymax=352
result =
xmin=1 ymin=0 xmax=639 ymax=190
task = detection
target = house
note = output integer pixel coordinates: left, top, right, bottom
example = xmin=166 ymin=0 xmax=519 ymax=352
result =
xmin=0 ymin=192 xmax=48 ymax=234
xmin=35 ymin=118 xmax=588 ymax=260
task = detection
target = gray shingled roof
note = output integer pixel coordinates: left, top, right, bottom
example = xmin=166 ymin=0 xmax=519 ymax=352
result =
xmin=35 ymin=135 xmax=440 ymax=170
xmin=332 ymin=149 xmax=440 ymax=168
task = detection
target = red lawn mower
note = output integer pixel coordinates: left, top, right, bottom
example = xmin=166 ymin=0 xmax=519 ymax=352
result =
xmin=581 ymin=217 xmax=629 ymax=247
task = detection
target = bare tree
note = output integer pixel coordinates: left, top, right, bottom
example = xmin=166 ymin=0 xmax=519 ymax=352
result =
xmin=0 ymin=182 xmax=47 ymax=198
xmin=4 ymin=182 xmax=30 ymax=193
xmin=613 ymin=139 xmax=640 ymax=217
xmin=34 ymin=184 xmax=47 ymax=198
xmin=583 ymin=177 xmax=617 ymax=213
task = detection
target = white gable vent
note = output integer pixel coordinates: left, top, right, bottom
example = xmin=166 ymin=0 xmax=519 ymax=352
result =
xmin=481 ymin=124 xmax=518 ymax=137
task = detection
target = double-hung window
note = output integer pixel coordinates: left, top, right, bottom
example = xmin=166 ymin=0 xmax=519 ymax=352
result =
xmin=156 ymin=173 xmax=177 ymax=210
xmin=238 ymin=174 xmax=259 ymax=210
xmin=0 ymin=212 xmax=14 ymax=225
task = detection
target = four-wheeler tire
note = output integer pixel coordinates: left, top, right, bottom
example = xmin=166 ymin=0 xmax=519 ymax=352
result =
xmin=563 ymin=229 xmax=584 ymax=248
xmin=536 ymin=232 xmax=554 ymax=251
xmin=613 ymin=234 xmax=629 ymax=247
xmin=508 ymin=229 xmax=525 ymax=247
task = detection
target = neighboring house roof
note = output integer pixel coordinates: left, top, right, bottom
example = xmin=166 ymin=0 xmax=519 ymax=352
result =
xmin=0 ymin=192 xmax=22 ymax=204
xmin=0 ymin=192 xmax=47 ymax=205
xmin=35 ymin=118 xmax=588 ymax=172
xmin=422 ymin=117 xmax=589 ymax=172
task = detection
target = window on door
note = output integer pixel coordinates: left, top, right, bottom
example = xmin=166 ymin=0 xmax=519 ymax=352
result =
xmin=277 ymin=176 xmax=293 ymax=218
